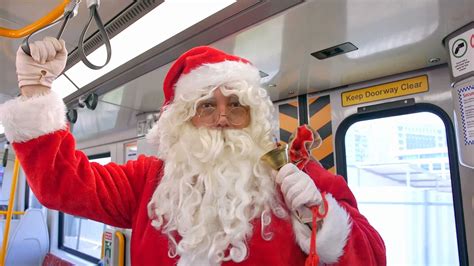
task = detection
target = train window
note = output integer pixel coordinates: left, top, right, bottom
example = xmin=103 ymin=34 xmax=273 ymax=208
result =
xmin=51 ymin=75 xmax=78 ymax=99
xmin=58 ymin=152 xmax=111 ymax=263
xmin=343 ymin=111 xmax=462 ymax=265
xmin=125 ymin=141 xmax=138 ymax=162
xmin=27 ymin=188 xmax=42 ymax=209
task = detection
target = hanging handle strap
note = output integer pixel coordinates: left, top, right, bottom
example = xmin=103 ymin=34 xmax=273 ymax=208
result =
xmin=2 ymin=142 xmax=9 ymax=167
xmin=77 ymin=0 xmax=112 ymax=70
xmin=21 ymin=0 xmax=79 ymax=56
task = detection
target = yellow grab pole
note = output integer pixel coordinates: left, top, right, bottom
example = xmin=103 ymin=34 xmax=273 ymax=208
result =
xmin=0 ymin=0 xmax=70 ymax=38
xmin=0 ymin=158 xmax=21 ymax=265
xmin=101 ymin=233 xmax=105 ymax=259
xmin=0 ymin=211 xmax=24 ymax=216
xmin=115 ymin=232 xmax=125 ymax=266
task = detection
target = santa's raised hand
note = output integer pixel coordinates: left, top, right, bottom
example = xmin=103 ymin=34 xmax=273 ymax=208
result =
xmin=16 ymin=37 xmax=67 ymax=90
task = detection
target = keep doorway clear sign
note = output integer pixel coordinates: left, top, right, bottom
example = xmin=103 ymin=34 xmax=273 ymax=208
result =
xmin=458 ymin=85 xmax=474 ymax=145
xmin=341 ymin=75 xmax=429 ymax=107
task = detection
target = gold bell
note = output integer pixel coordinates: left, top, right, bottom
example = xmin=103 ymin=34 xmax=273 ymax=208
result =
xmin=260 ymin=144 xmax=289 ymax=170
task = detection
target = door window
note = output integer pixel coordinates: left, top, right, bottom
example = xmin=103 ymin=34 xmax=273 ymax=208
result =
xmin=344 ymin=112 xmax=459 ymax=265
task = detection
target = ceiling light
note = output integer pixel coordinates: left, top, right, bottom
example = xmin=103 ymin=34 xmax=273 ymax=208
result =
xmin=51 ymin=75 xmax=78 ymax=99
xmin=65 ymin=0 xmax=236 ymax=88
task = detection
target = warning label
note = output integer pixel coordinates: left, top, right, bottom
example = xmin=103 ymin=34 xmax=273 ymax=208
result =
xmin=458 ymin=85 xmax=474 ymax=145
xmin=448 ymin=27 xmax=474 ymax=78
xmin=341 ymin=75 xmax=429 ymax=107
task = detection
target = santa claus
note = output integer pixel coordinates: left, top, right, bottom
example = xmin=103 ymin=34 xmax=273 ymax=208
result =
xmin=0 ymin=37 xmax=385 ymax=265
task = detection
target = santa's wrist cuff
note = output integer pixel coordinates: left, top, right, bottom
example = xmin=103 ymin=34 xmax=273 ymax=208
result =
xmin=18 ymin=75 xmax=53 ymax=88
xmin=0 ymin=91 xmax=67 ymax=143
xmin=292 ymin=193 xmax=352 ymax=264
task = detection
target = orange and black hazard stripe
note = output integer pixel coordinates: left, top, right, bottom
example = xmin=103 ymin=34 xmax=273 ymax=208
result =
xmin=308 ymin=95 xmax=335 ymax=173
xmin=277 ymin=100 xmax=299 ymax=144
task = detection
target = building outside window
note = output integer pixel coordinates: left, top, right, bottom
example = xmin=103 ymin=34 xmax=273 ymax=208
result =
xmin=344 ymin=112 xmax=459 ymax=265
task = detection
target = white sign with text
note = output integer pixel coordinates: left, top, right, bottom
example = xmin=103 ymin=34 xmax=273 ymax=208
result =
xmin=448 ymin=27 xmax=474 ymax=78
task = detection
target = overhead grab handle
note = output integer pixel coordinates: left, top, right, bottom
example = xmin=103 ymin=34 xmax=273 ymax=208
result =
xmin=0 ymin=0 xmax=72 ymax=38
xmin=77 ymin=0 xmax=112 ymax=70
xmin=21 ymin=0 xmax=80 ymax=56
xmin=13 ymin=0 xmax=112 ymax=70
xmin=2 ymin=141 xmax=9 ymax=168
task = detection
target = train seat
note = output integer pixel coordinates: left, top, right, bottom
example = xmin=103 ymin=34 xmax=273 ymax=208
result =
xmin=4 ymin=208 xmax=49 ymax=265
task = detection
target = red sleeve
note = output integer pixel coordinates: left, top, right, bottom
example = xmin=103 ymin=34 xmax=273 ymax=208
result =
xmin=303 ymin=161 xmax=386 ymax=266
xmin=13 ymin=129 xmax=163 ymax=228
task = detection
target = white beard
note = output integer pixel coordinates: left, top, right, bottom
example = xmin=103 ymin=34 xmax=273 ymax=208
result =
xmin=147 ymin=123 xmax=286 ymax=266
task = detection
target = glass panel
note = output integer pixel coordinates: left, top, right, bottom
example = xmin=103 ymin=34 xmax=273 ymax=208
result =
xmin=345 ymin=112 xmax=459 ymax=266
xmin=51 ymin=75 xmax=77 ymax=99
xmin=71 ymin=101 xmax=123 ymax=141
xmin=63 ymin=214 xmax=80 ymax=248
xmin=62 ymin=154 xmax=111 ymax=259
xmin=28 ymin=188 xmax=42 ymax=209
xmin=0 ymin=165 xmax=4 ymax=185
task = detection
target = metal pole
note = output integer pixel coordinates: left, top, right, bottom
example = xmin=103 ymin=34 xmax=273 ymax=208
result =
xmin=0 ymin=158 xmax=21 ymax=265
xmin=76 ymin=218 xmax=83 ymax=250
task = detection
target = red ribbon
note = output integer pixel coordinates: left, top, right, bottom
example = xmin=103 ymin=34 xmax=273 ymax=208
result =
xmin=288 ymin=125 xmax=329 ymax=265
xmin=305 ymin=192 xmax=329 ymax=266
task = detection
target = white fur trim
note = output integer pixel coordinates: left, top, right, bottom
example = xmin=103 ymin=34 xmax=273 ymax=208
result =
xmin=0 ymin=91 xmax=67 ymax=143
xmin=174 ymin=60 xmax=260 ymax=99
xmin=292 ymin=193 xmax=352 ymax=264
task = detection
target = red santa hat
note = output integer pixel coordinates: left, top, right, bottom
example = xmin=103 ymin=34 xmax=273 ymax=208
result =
xmin=162 ymin=46 xmax=261 ymax=106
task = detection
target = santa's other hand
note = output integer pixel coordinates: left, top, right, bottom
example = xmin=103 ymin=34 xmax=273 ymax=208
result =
xmin=276 ymin=163 xmax=322 ymax=210
xmin=16 ymin=37 xmax=67 ymax=89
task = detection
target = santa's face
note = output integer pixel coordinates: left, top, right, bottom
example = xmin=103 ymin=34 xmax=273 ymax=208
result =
xmin=191 ymin=88 xmax=251 ymax=129
xmin=147 ymin=82 xmax=286 ymax=265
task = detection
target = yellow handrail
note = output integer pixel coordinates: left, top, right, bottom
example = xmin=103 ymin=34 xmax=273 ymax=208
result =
xmin=0 ymin=158 xmax=21 ymax=265
xmin=0 ymin=211 xmax=24 ymax=215
xmin=115 ymin=232 xmax=125 ymax=266
xmin=0 ymin=0 xmax=70 ymax=38
xmin=101 ymin=232 xmax=105 ymax=259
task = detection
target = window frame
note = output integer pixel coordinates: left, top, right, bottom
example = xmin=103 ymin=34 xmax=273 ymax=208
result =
xmin=57 ymin=152 xmax=111 ymax=264
xmin=334 ymin=102 xmax=469 ymax=266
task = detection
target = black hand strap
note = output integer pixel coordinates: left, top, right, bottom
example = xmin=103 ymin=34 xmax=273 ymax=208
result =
xmin=77 ymin=5 xmax=112 ymax=70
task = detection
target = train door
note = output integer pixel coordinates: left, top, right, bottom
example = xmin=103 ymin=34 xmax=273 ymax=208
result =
xmin=332 ymin=66 xmax=470 ymax=265
xmin=338 ymin=108 xmax=463 ymax=265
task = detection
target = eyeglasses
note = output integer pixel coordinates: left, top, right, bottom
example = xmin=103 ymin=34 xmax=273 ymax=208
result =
xmin=195 ymin=96 xmax=249 ymax=126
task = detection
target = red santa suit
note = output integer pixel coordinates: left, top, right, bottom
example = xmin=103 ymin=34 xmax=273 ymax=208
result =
xmin=0 ymin=46 xmax=386 ymax=265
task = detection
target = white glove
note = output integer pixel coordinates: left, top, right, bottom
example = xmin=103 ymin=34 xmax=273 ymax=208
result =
xmin=16 ymin=37 xmax=67 ymax=88
xmin=276 ymin=163 xmax=322 ymax=211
